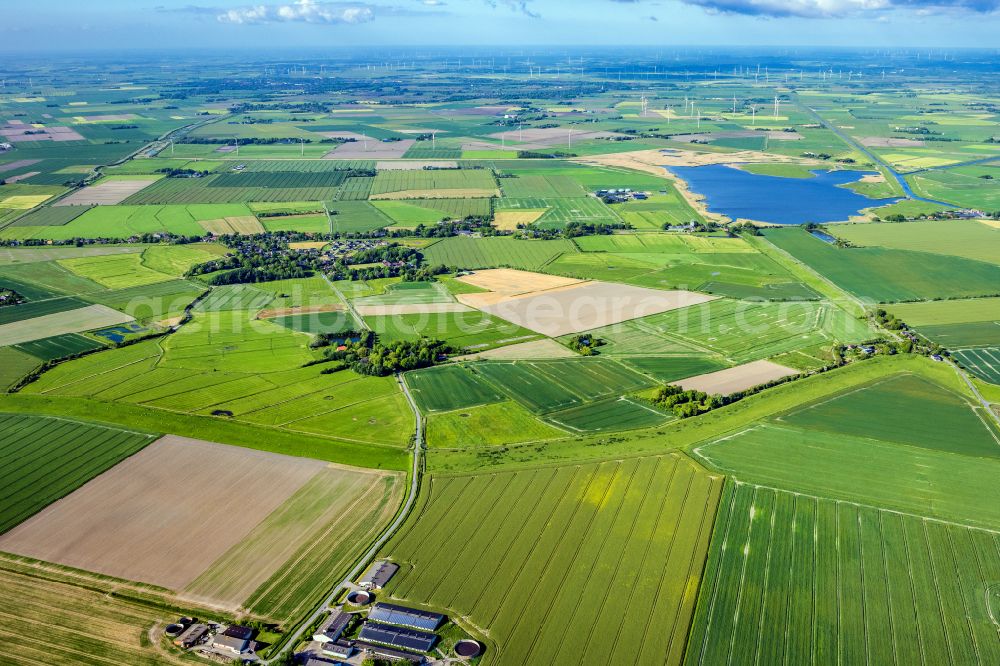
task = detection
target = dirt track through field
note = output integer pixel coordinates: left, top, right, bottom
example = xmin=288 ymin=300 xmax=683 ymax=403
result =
xmin=0 ymin=436 xmax=325 ymax=590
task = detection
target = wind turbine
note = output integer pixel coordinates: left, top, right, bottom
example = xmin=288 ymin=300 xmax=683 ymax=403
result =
xmin=567 ymin=129 xmax=573 ymax=150
xmin=732 ymin=95 xmax=737 ymax=114
xmin=640 ymin=95 xmax=649 ymax=118
xmin=750 ymin=105 xmax=757 ymax=126
xmin=362 ymin=133 xmax=368 ymax=152
xmin=431 ymin=130 xmax=437 ymax=151
xmin=774 ymin=96 xmax=780 ymax=119
xmin=300 ymin=138 xmax=305 ymax=157
xmin=665 ymin=105 xmax=671 ymax=125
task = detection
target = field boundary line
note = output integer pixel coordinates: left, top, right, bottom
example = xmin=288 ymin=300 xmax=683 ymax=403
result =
xmin=0 ymin=411 xmax=156 ymax=439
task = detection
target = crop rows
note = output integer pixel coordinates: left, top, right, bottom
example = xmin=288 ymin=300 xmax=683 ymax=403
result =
xmin=0 ymin=414 xmax=153 ymax=533
xmin=421 ymin=235 xmax=576 ymax=270
xmin=687 ymin=481 xmax=1000 ymax=665
xmin=370 ymin=169 xmax=497 ymax=196
xmin=382 ymin=455 xmax=723 ymax=666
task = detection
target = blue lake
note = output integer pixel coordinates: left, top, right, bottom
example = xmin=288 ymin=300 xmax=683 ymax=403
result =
xmin=667 ymin=165 xmax=900 ymax=226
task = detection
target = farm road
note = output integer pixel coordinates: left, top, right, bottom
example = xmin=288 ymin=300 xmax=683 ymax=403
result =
xmin=267 ymin=372 xmax=423 ymax=663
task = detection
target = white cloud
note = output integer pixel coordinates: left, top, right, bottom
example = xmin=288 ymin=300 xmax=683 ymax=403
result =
xmin=218 ymin=0 xmax=376 ymax=24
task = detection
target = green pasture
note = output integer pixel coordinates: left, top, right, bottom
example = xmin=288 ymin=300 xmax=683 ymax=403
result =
xmin=765 ymin=227 xmax=1000 ymax=302
xmin=426 ymin=399 xmax=566 ymax=449
xmin=779 ymin=373 xmax=1000 ymax=457
xmin=834 ymin=219 xmax=1000 ymax=265
xmin=421 ymin=236 xmax=576 ymax=270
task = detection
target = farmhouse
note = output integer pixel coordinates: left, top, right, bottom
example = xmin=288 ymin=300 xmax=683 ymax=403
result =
xmin=359 ymin=621 xmax=437 ymax=653
xmin=359 ymin=560 xmax=399 ymax=590
xmin=368 ymin=602 xmax=444 ymax=631
xmin=321 ymin=640 xmax=354 ymax=659
xmin=212 ymin=625 xmax=253 ymax=654
xmin=313 ymin=611 xmax=352 ymax=643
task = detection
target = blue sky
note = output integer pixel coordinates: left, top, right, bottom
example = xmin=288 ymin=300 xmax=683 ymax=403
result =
xmin=3 ymin=0 xmax=999 ymax=51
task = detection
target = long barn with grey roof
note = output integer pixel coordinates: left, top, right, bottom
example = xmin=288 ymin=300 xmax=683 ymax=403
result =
xmin=367 ymin=603 xmax=444 ymax=631
xmin=358 ymin=560 xmax=399 ymax=590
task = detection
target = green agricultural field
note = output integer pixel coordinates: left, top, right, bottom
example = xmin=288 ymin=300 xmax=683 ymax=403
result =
xmin=381 ymin=454 xmax=723 ymax=666
xmin=369 ymin=169 xmax=498 ymax=197
xmin=833 ymin=219 xmax=1000 ymax=264
xmin=952 ymin=347 xmax=1000 ymax=385
xmin=779 ymin=373 xmax=1000 ymax=457
xmin=84 ymin=279 xmax=206 ymax=322
xmin=545 ymin=396 xmax=669 ymax=432
xmin=0 ymin=261 xmax=104 ymax=298
xmin=328 ymin=200 xmax=393 ymax=233
xmin=425 ymin=400 xmax=566 ymax=449
xmin=58 ymin=253 xmax=175 ymax=289
xmin=687 ymin=480 xmax=1000 ymax=665
xmin=405 ymin=364 xmax=505 ymax=412
xmin=471 ymin=358 xmax=655 ymax=415
xmin=421 ymin=236 xmax=576 ymax=270
xmin=139 ymin=243 xmax=224 ymax=276
xmin=765 ymin=227 xmax=1000 ymax=302
xmin=693 ymin=421 xmax=1000 ymax=530
xmin=497 ymin=197 xmax=619 ymax=228
xmin=19 ymin=338 xmax=411 ymax=465
xmin=194 ymin=284 xmax=274 ymax=312
xmin=0 ymin=348 xmax=40 ymax=390
xmin=546 ymin=241 xmax=814 ymax=299
xmin=0 ymin=414 xmax=155 ymax=534
xmin=890 ymin=297 xmax=1000 ymax=347
xmin=589 ymin=298 xmax=870 ymax=364
xmin=365 ymin=311 xmax=541 ymax=351
xmin=618 ymin=355 xmax=729 ymax=382
xmin=908 ymin=168 xmax=1000 ymax=209
xmin=353 ymin=281 xmax=452 ymax=306
xmin=162 ymin=311 xmax=314 ymax=372
xmin=14 ymin=333 xmax=105 ymax=361
xmin=0 ymin=296 xmax=89 ymax=325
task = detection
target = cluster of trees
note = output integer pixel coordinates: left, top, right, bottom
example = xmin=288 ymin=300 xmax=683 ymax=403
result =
xmin=156 ymin=167 xmax=210 ymax=178
xmin=728 ymin=222 xmax=761 ymax=236
xmin=522 ymin=220 xmax=631 ymax=239
xmin=873 ymin=308 xmax=906 ymax=331
xmin=181 ymin=137 xmax=313 ymax=145
xmin=0 ymin=288 xmax=25 ymax=307
xmin=325 ymin=333 xmax=449 ymax=376
xmin=187 ymin=234 xmax=320 ymax=285
xmin=652 ymin=385 xmax=723 ymax=418
xmin=566 ymin=334 xmax=604 ymax=356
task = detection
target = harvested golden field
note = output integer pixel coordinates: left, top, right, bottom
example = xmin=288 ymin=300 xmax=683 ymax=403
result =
xmin=456 ymin=269 xmax=716 ymax=337
xmin=675 ymin=359 xmax=799 ymax=395
xmin=0 ymin=435 xmax=325 ymax=591
xmin=494 ymin=209 xmax=547 ymax=230
xmin=454 ymin=338 xmax=576 ymax=361
xmin=0 ymin=565 xmax=168 ymax=665
xmin=456 ymin=268 xmax=583 ymax=298
xmin=198 ymin=215 xmax=264 ymax=235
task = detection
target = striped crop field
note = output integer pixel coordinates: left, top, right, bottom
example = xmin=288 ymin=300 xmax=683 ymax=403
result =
xmin=686 ymin=480 xmax=1000 ymax=665
xmin=381 ymin=454 xmax=723 ymax=666
xmin=952 ymin=347 xmax=1000 ymax=385
xmin=0 ymin=414 xmax=155 ymax=533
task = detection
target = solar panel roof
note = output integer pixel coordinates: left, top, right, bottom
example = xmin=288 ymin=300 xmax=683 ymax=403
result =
xmin=368 ymin=603 xmax=444 ymax=631
xmin=359 ymin=622 xmax=437 ymax=653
